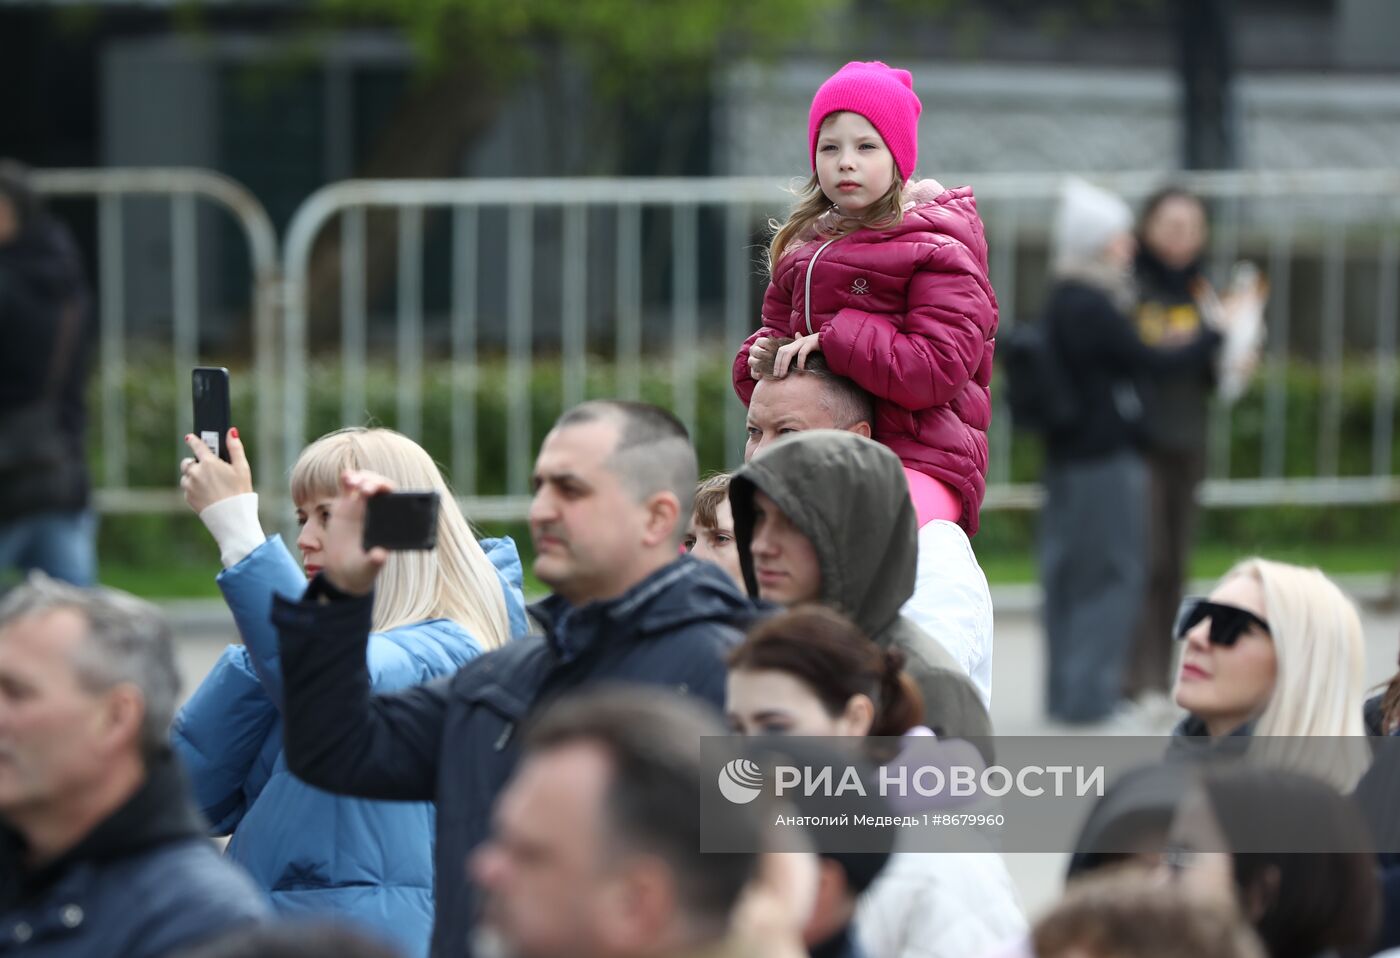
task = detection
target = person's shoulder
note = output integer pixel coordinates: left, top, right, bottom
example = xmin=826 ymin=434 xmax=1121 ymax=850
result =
xmin=109 ymin=840 xmax=267 ymax=957
xmin=118 ymin=837 xmax=269 ymax=918
xmin=367 ymin=618 xmax=486 ymax=690
xmin=640 ymin=559 xmax=756 ymax=636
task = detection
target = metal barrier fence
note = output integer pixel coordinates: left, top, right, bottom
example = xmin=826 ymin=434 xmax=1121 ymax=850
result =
xmin=31 ymin=168 xmax=282 ymax=515
xmin=283 ymin=169 xmax=1400 ymax=520
xmin=25 ymin=168 xmax=1400 ymax=526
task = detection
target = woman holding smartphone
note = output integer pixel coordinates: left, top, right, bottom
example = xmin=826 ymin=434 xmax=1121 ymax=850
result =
xmin=172 ymin=425 xmax=525 ymax=958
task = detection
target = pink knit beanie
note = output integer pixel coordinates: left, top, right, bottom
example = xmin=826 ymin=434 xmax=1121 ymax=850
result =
xmin=808 ymin=61 xmax=922 ymax=181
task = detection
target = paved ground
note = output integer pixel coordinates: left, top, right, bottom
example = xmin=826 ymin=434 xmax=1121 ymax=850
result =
xmin=166 ymin=590 xmax=1400 ymax=923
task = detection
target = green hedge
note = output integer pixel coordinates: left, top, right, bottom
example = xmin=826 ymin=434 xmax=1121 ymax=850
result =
xmin=91 ymin=355 xmax=1400 ymax=596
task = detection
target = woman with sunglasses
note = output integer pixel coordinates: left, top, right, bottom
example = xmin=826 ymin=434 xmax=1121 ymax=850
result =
xmin=1171 ymin=558 xmax=1370 ymax=789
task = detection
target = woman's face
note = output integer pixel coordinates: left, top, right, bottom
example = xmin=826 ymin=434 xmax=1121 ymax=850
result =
xmin=294 ymin=495 xmax=335 ymax=578
xmin=1162 ymin=784 xmax=1236 ymax=902
xmin=1144 ymin=195 xmax=1208 ymax=270
xmin=726 ymin=668 xmax=872 ymax=737
xmin=685 ymin=499 xmax=745 ymax=590
xmin=1173 ymin=574 xmax=1277 ymax=736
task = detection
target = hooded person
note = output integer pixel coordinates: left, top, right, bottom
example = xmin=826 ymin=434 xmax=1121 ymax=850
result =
xmin=728 ymin=429 xmax=992 ymax=756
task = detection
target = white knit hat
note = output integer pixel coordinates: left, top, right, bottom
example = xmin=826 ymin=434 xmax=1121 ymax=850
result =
xmin=1052 ymin=177 xmax=1133 ymax=267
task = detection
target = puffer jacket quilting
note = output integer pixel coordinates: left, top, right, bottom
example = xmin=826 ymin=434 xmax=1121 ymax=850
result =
xmin=171 ymin=535 xmax=528 ymax=958
xmin=733 ymin=182 xmax=998 ymax=534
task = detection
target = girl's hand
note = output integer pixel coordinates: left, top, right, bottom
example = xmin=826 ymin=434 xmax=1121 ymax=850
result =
xmin=772 ymin=333 xmax=821 ymax=378
xmin=748 ymin=337 xmax=776 ymax=380
xmin=180 ymin=428 xmax=253 ymax=514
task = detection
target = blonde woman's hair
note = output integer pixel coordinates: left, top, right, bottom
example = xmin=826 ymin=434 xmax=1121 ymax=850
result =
xmin=291 ymin=427 xmax=511 ymax=649
xmin=1226 ymin=557 xmax=1370 ymax=789
xmin=767 ymin=173 xmax=907 ymax=276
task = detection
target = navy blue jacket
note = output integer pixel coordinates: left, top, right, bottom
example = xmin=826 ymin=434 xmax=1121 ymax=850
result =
xmin=0 ymin=756 xmax=268 ymax=957
xmin=273 ymin=555 xmax=754 ymax=958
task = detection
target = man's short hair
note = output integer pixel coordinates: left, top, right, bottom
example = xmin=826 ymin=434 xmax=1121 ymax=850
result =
xmin=752 ymin=339 xmax=875 ymax=430
xmin=554 ymin=401 xmax=699 ymax=527
xmin=691 ymin=473 xmax=732 ymax=530
xmin=0 ymin=573 xmax=180 ymax=760
xmin=525 ymin=687 xmax=758 ymax=931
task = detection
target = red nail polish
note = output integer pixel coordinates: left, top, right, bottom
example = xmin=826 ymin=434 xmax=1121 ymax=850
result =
xmin=229 ymin=427 xmax=239 ymax=440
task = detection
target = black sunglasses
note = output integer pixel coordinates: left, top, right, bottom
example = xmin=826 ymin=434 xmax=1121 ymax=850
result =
xmin=1174 ymin=597 xmax=1271 ymax=648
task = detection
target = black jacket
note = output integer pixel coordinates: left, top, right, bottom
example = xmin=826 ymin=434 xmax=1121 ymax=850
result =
xmin=0 ymin=754 xmax=268 ymax=957
xmin=1133 ymin=250 xmax=1216 ymax=453
xmin=0 ymin=216 xmax=93 ymax=519
xmin=1043 ymin=279 xmax=1220 ymax=463
xmin=274 ymin=556 xmax=754 ymax=958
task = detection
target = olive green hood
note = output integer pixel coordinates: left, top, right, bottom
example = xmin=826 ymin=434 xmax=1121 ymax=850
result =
xmin=730 ymin=430 xmax=917 ymax=639
xmin=730 ymin=430 xmax=993 ymax=751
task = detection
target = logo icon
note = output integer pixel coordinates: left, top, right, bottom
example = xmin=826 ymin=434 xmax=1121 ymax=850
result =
xmin=717 ymin=758 xmax=765 ymax=804
xmin=851 ymin=278 xmax=870 ymax=295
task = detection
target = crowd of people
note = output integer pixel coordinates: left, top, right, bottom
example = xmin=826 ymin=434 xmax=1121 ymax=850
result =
xmin=0 ymin=58 xmax=1395 ymax=958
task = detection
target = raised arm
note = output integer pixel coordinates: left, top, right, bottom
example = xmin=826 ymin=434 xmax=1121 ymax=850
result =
xmin=273 ymin=581 xmax=448 ymax=801
xmin=274 ymin=466 xmax=451 ymax=801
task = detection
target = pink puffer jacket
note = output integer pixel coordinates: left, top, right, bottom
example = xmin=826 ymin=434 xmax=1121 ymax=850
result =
xmin=732 ymin=181 xmax=999 ymax=534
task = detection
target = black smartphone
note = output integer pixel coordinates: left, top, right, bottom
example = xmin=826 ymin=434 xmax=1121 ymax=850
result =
xmin=192 ymin=366 xmax=232 ymax=463
xmin=363 ymin=492 xmax=441 ymax=551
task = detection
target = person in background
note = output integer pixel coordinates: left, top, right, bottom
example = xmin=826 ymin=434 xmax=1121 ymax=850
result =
xmin=726 ymin=606 xmax=1025 ymax=958
xmin=685 ymin=473 xmax=744 ymax=590
xmin=1170 ymin=557 xmax=1370 ymax=791
xmin=1038 ymin=177 xmax=1222 ymax=724
xmin=0 ymin=160 xmax=96 ymax=586
xmin=471 ymin=687 xmax=771 ymax=958
xmin=1032 ymin=870 xmax=1265 ymax=958
xmin=0 ymin=575 xmax=269 ymax=958
xmin=172 ymin=426 xmax=523 ymax=958
xmin=1163 ymin=767 xmax=1380 ymax=958
xmin=1125 ymin=186 xmax=1222 ymax=707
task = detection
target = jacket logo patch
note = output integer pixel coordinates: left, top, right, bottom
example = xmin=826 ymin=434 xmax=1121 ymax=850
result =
xmin=851 ymin=278 xmax=870 ymax=295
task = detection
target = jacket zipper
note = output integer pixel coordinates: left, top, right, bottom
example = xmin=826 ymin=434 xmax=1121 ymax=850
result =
xmin=804 ymin=237 xmax=839 ymax=335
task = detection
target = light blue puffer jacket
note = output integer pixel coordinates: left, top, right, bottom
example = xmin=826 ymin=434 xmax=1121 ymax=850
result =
xmin=171 ymin=535 xmax=527 ymax=958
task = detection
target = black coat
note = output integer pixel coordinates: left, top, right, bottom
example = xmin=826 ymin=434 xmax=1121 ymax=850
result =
xmin=0 ymin=216 xmax=93 ymax=519
xmin=0 ymin=755 xmax=269 ymax=957
xmin=274 ymin=556 xmax=754 ymax=958
xmin=1043 ymin=279 xmax=1220 ymax=463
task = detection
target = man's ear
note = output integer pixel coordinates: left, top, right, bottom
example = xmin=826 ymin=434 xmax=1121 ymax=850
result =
xmin=846 ymin=421 xmax=872 ymax=439
xmin=641 ymin=492 xmax=682 ymax=549
xmin=98 ymin=684 xmax=146 ymax=755
xmin=598 ymin=856 xmax=677 ymax=954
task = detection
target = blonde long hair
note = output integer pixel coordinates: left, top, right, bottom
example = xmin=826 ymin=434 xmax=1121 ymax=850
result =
xmin=767 ymin=174 xmax=907 ymax=277
xmin=290 ymin=428 xmax=511 ymax=649
xmin=1228 ymin=557 xmax=1370 ymax=788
